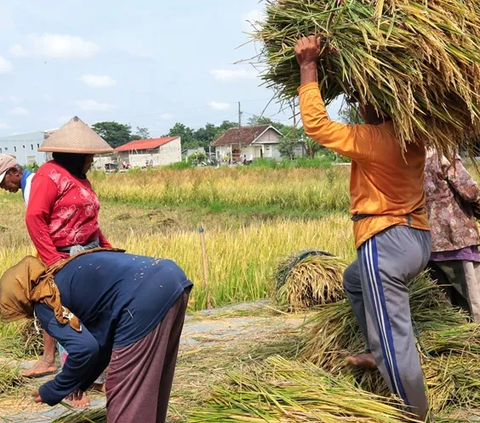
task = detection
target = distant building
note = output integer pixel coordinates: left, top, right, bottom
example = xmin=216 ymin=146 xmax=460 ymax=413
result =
xmin=0 ymin=131 xmax=48 ymax=166
xmin=212 ymin=125 xmax=298 ymax=162
xmin=114 ymin=136 xmax=182 ymax=167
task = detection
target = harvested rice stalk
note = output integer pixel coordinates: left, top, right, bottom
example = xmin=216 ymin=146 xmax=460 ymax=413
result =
xmin=52 ymin=408 xmax=106 ymax=423
xmin=274 ymin=251 xmax=347 ymax=311
xmin=0 ymin=363 xmax=27 ymax=394
xmin=253 ymin=0 xmax=480 ymax=156
xmin=0 ymin=319 xmax=43 ymax=358
xmin=188 ymin=355 xmax=418 ymax=423
xmin=300 ymin=271 xmax=480 ymax=414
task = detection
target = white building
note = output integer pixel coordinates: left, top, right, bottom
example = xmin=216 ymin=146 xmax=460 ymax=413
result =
xmin=115 ymin=136 xmax=182 ymax=167
xmin=212 ymin=125 xmax=302 ymax=162
xmin=0 ymin=131 xmax=48 ymax=166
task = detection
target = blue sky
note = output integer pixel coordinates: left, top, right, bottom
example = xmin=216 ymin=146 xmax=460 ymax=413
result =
xmin=0 ymin=0 xmax=342 ymax=137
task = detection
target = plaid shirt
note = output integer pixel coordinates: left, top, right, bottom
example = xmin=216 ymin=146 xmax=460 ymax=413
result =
xmin=424 ymin=150 xmax=480 ymax=252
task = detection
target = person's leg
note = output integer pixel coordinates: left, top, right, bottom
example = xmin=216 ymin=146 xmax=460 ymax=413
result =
xmin=463 ymin=261 xmax=480 ymax=323
xmin=21 ymin=332 xmax=57 ymax=377
xmin=343 ymin=260 xmax=376 ymax=369
xmin=435 ymin=261 xmax=471 ymax=314
xmin=106 ymin=290 xmax=189 ymax=423
xmin=358 ymin=226 xmax=430 ymax=421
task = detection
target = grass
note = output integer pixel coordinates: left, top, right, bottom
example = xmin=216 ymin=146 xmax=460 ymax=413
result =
xmin=88 ymin=166 xmax=350 ymax=214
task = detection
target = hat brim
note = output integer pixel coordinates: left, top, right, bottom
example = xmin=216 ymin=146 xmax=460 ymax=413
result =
xmin=38 ymin=147 xmax=113 ymax=154
xmin=0 ymin=171 xmax=6 ymax=184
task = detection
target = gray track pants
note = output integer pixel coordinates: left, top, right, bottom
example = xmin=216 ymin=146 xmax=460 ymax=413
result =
xmin=343 ymin=225 xmax=431 ymax=420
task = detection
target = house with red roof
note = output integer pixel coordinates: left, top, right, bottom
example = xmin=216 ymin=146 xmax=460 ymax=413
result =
xmin=114 ymin=136 xmax=181 ymax=168
xmin=212 ymin=125 xmax=296 ymax=163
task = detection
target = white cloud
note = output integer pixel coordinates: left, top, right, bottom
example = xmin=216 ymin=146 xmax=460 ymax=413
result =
xmin=208 ymin=101 xmax=230 ymax=111
xmin=10 ymin=106 xmax=29 ymax=116
xmin=0 ymin=55 xmax=13 ymax=74
xmin=80 ymin=74 xmax=117 ymax=89
xmin=0 ymin=95 xmax=18 ymax=103
xmin=10 ymin=34 xmax=100 ymax=59
xmin=0 ymin=123 xmax=11 ymax=130
xmin=75 ymin=100 xmax=115 ymax=112
xmin=160 ymin=113 xmax=174 ymax=120
xmin=243 ymin=10 xmax=265 ymax=32
xmin=211 ymin=69 xmax=257 ymax=82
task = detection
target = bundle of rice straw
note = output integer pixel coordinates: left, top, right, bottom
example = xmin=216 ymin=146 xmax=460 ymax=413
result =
xmin=188 ymin=355 xmax=417 ymax=423
xmin=274 ymin=250 xmax=347 ymax=311
xmin=253 ymin=0 xmax=480 ymax=155
xmin=53 ymin=409 xmax=106 ymax=423
xmin=300 ymin=271 xmax=480 ymax=414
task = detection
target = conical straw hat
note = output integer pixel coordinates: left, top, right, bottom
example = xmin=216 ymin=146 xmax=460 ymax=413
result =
xmin=39 ymin=116 xmax=113 ymax=154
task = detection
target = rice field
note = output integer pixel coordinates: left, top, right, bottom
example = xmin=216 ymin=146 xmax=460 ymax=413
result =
xmin=0 ymin=166 xmax=355 ymax=311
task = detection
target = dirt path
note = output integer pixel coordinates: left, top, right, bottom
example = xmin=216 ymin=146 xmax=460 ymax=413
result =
xmin=0 ymin=301 xmax=306 ymax=423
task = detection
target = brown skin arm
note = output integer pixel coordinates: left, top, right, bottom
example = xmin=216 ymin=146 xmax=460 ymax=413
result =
xmin=294 ymin=36 xmax=320 ymax=86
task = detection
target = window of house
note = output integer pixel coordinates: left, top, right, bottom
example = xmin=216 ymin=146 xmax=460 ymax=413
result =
xmin=37 ymin=144 xmax=40 ymax=148
xmin=5 ymin=147 xmax=8 ymax=151
xmin=31 ymin=144 xmax=33 ymax=150
xmin=14 ymin=146 xmax=16 ymax=152
xmin=23 ymin=145 xmax=25 ymax=149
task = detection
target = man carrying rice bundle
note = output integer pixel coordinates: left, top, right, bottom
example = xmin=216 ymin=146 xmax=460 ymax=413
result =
xmin=295 ymin=36 xmax=431 ymax=420
xmin=0 ymin=250 xmax=192 ymax=423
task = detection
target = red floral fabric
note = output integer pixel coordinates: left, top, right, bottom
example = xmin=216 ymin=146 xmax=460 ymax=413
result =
xmin=26 ymin=161 xmax=111 ymax=266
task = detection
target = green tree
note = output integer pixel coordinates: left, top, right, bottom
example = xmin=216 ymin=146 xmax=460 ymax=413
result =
xmin=194 ymin=123 xmax=219 ymax=149
xmin=132 ymin=126 xmax=150 ymax=140
xmin=92 ymin=122 xmax=133 ymax=148
xmin=168 ymin=123 xmax=197 ymax=149
xmin=338 ymin=104 xmax=364 ymax=125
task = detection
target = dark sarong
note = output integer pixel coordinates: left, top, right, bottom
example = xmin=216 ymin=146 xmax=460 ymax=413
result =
xmin=105 ymin=289 xmax=190 ymax=423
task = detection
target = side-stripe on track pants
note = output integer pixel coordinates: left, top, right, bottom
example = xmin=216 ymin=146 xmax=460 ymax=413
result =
xmin=343 ymin=225 xmax=431 ymax=420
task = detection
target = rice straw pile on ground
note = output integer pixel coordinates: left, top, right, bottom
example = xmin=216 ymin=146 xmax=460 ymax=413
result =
xmin=0 ymin=320 xmax=43 ymax=359
xmin=299 ymin=271 xmax=480 ymax=414
xmin=253 ymin=0 xmax=480 ymax=154
xmin=274 ymin=250 xmax=347 ymax=311
xmin=52 ymin=408 xmax=106 ymax=423
xmin=0 ymin=363 xmax=26 ymax=395
xmin=188 ymin=355 xmax=417 ymax=423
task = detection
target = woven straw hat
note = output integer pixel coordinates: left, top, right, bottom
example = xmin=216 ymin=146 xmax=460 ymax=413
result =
xmin=39 ymin=116 xmax=113 ymax=154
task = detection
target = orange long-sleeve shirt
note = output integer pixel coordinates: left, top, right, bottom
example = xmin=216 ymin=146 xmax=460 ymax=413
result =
xmin=298 ymin=83 xmax=429 ymax=248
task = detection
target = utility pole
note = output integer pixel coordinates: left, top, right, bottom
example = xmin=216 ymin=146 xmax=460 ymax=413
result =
xmin=238 ymin=101 xmax=243 ymax=163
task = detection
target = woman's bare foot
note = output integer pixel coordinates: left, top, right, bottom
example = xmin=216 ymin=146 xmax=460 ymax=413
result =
xmin=346 ymin=353 xmax=377 ymax=369
xmin=21 ymin=358 xmax=58 ymax=378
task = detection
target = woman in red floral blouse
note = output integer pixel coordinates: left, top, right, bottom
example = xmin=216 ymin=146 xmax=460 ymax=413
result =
xmin=26 ymin=153 xmax=111 ymax=266
xmin=23 ymin=116 xmax=113 ymax=406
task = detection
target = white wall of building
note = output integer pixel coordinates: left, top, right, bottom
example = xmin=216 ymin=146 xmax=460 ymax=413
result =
xmin=158 ymin=137 xmax=181 ymax=165
xmin=253 ymin=128 xmax=281 ymax=145
xmin=117 ymin=138 xmax=182 ymax=168
xmin=0 ymin=132 xmax=47 ymax=166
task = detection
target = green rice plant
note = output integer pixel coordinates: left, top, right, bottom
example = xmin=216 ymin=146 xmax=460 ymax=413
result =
xmin=253 ymin=0 xmax=480 ymax=155
xmin=274 ymin=251 xmax=348 ymax=311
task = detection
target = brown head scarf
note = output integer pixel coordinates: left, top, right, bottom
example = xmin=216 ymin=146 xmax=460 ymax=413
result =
xmin=0 ymin=248 xmax=124 ymax=332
